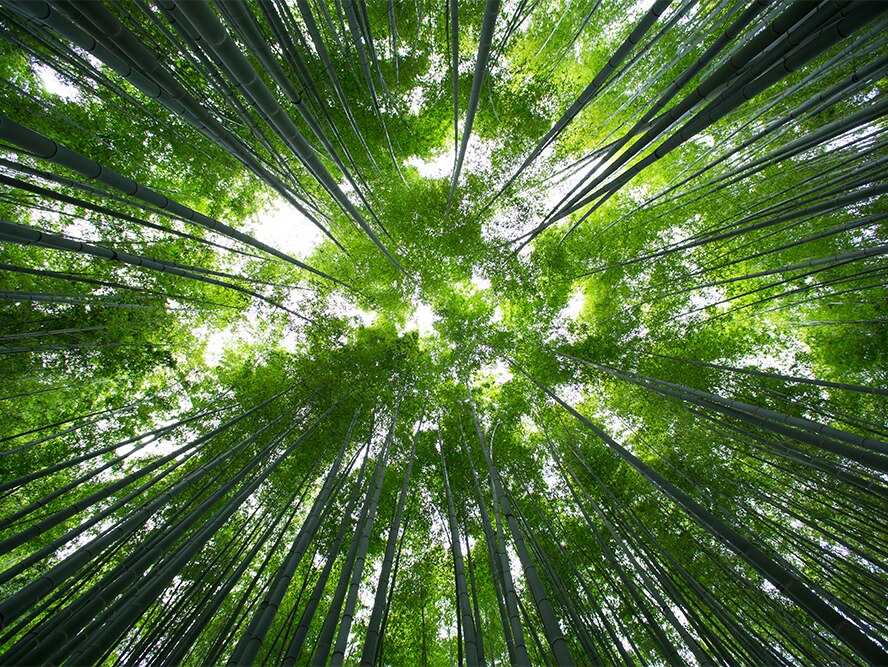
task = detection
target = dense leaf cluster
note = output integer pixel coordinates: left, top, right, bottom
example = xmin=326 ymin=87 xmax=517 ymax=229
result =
xmin=0 ymin=1 xmax=885 ymax=665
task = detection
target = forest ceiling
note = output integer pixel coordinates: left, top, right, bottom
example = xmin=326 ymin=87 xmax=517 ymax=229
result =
xmin=0 ymin=0 xmax=885 ymax=665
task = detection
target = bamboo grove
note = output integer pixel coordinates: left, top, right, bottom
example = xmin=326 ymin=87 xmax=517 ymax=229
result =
xmin=0 ymin=0 xmax=885 ymax=664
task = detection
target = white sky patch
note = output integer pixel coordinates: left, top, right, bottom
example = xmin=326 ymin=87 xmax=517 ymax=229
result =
xmin=406 ymin=85 xmax=425 ymax=115
xmin=405 ymin=150 xmax=454 ymax=180
xmin=471 ymin=268 xmax=491 ymax=291
xmin=695 ymin=133 xmax=715 ymax=148
xmin=354 ymin=308 xmax=377 ymax=327
xmin=35 ymin=64 xmax=81 ymax=101
xmin=482 ymin=148 xmax=612 ymax=244
xmin=195 ymin=303 xmax=307 ymax=366
xmin=478 ymin=359 xmax=512 ymax=385
xmin=416 ymin=418 xmax=438 ymax=432
xmin=631 ymin=0 xmax=659 ymax=18
xmin=279 ymin=327 xmax=302 ymax=352
xmin=123 ymin=435 xmax=180 ymax=460
xmin=733 ymin=338 xmax=812 ymax=377
xmin=543 ymin=155 xmax=608 ymax=215
xmin=403 ymin=301 xmax=437 ymax=337
xmin=201 ymin=325 xmax=236 ymax=367
xmin=822 ymin=125 xmax=879 ymax=153
xmin=325 ymin=293 xmax=379 ymax=329
xmin=114 ymin=441 xmax=139 ymax=458
xmin=541 ymin=454 xmax=562 ymax=494
xmin=561 ymin=287 xmax=584 ymax=320
xmin=520 ymin=414 xmax=538 ymax=434
xmin=545 ymin=287 xmax=585 ymax=344
xmin=249 ymin=198 xmax=323 ymax=258
xmin=282 ymin=286 xmax=316 ymax=316
xmin=462 ymin=136 xmax=498 ymax=176
xmin=590 ymin=406 xmax=639 ymax=447
xmin=490 ymin=305 xmax=503 ymax=324
xmin=628 ymin=322 xmax=650 ymax=341
xmin=322 ymin=292 xmax=353 ymax=317
xmin=545 ymin=322 xmax=570 ymax=344
xmin=688 ymin=285 xmax=725 ymax=312
xmin=61 ymin=217 xmax=98 ymax=240
xmin=553 ymin=382 xmax=585 ymax=407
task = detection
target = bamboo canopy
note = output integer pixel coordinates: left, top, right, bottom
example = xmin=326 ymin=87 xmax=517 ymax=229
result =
xmin=0 ymin=0 xmax=885 ymax=665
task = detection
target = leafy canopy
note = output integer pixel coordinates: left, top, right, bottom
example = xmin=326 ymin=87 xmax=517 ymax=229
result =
xmin=0 ymin=0 xmax=885 ymax=665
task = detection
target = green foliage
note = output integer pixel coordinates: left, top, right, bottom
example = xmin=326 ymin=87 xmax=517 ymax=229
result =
xmin=0 ymin=1 xmax=885 ymax=665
